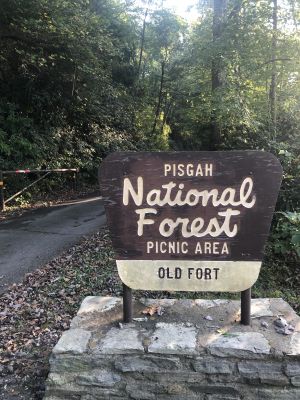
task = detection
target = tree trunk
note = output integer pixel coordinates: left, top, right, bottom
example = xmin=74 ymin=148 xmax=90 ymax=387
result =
xmin=71 ymin=64 xmax=77 ymax=97
xmin=152 ymin=60 xmax=165 ymax=135
xmin=160 ymin=100 xmax=172 ymax=136
xmin=211 ymin=0 xmax=227 ymax=150
xmin=137 ymin=8 xmax=148 ymax=79
xmin=269 ymin=0 xmax=278 ymax=135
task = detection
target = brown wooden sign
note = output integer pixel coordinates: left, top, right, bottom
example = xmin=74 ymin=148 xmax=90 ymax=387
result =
xmin=99 ymin=151 xmax=282 ymax=292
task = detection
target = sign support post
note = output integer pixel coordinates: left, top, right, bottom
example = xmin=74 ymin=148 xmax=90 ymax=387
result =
xmin=0 ymin=171 xmax=4 ymax=212
xmin=241 ymin=288 xmax=251 ymax=325
xmin=123 ymin=284 xmax=133 ymax=323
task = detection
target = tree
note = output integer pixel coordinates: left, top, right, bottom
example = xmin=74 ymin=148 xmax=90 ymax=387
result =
xmin=134 ymin=9 xmax=187 ymax=145
xmin=211 ymin=0 xmax=227 ymax=149
xmin=0 ymin=0 xmax=140 ymax=170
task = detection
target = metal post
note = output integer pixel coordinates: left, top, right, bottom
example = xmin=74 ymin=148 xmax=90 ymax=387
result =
xmin=0 ymin=171 xmax=4 ymax=212
xmin=241 ymin=288 xmax=251 ymax=325
xmin=123 ymin=284 xmax=133 ymax=323
xmin=73 ymin=172 xmax=77 ymax=191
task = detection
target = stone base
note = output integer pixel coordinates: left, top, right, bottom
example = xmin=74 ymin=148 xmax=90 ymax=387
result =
xmin=44 ymin=297 xmax=300 ymax=400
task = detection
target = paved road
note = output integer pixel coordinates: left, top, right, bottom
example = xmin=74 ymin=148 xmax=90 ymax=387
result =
xmin=0 ymin=196 xmax=106 ymax=293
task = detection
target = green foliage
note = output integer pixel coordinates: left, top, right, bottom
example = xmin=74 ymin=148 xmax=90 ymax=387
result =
xmin=0 ymin=0 xmax=139 ymax=170
xmin=273 ymin=212 xmax=300 ymax=257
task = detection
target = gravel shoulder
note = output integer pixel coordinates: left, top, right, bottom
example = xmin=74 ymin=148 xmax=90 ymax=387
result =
xmin=0 ymin=229 xmax=121 ymax=399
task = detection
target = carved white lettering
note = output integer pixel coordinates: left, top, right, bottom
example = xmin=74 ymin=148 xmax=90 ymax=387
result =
xmin=164 ymin=164 xmax=171 ymax=176
xmin=123 ymin=176 xmax=255 ymax=209
xmin=221 ymin=242 xmax=229 ymax=254
xmin=123 ymin=175 xmax=256 ymax=238
xmin=146 ymin=241 xmax=189 ymax=254
xmin=135 ymin=208 xmax=157 ymax=236
xmin=158 ymin=209 xmax=240 ymax=238
xmin=163 ymin=163 xmax=214 ymax=177
xmin=123 ymin=177 xmax=143 ymax=206
xmin=195 ymin=241 xmax=230 ymax=254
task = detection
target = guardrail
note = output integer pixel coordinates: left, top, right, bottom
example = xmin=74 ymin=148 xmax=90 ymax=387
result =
xmin=0 ymin=168 xmax=79 ymax=212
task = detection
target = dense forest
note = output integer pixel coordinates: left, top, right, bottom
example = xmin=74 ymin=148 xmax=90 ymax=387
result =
xmin=0 ymin=0 xmax=299 ymax=299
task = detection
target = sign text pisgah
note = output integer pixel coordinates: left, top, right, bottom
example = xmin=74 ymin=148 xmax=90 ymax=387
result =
xmin=99 ymin=151 xmax=282 ymax=292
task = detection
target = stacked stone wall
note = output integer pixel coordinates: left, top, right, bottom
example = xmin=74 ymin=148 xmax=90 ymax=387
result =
xmin=44 ymin=297 xmax=300 ymax=400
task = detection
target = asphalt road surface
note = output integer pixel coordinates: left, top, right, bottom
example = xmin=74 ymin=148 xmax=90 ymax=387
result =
xmin=0 ymin=196 xmax=106 ymax=293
